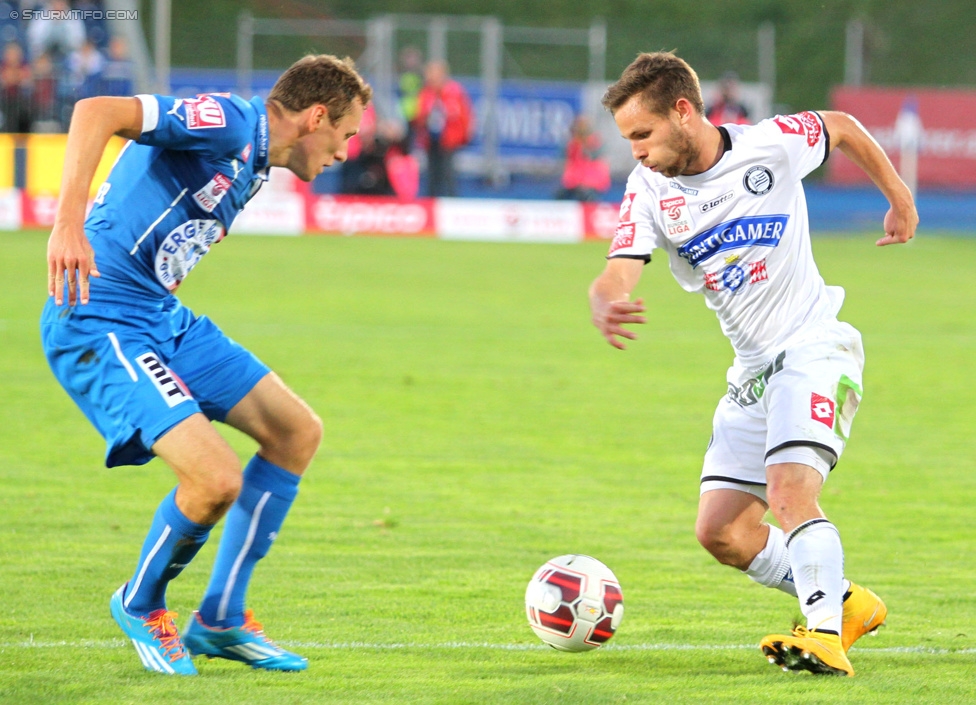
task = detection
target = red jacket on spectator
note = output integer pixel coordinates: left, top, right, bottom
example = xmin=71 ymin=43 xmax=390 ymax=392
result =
xmin=414 ymin=74 xmax=473 ymax=151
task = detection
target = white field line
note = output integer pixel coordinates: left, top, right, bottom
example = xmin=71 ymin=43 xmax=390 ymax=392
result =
xmin=1 ymin=639 xmax=974 ymax=655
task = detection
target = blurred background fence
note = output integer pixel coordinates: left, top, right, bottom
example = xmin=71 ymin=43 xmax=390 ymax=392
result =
xmin=0 ymin=0 xmax=973 ymax=232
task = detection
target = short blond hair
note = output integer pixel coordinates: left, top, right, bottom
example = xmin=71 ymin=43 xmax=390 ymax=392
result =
xmin=268 ymin=54 xmax=373 ymax=125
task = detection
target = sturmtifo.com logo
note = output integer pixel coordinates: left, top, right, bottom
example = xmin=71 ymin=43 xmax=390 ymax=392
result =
xmin=10 ymin=9 xmax=139 ymax=20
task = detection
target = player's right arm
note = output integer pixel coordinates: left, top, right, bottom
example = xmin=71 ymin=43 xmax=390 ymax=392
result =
xmin=820 ymin=110 xmax=918 ymax=247
xmin=589 ymin=257 xmax=646 ymax=350
xmin=48 ymin=96 xmax=143 ymax=306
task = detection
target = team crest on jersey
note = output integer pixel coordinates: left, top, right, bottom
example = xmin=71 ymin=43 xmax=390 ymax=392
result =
xmin=135 ymin=353 xmax=192 ymax=408
xmin=609 ymin=223 xmax=636 ymax=254
xmin=155 ymin=219 xmax=226 ymax=291
xmin=704 ymin=258 xmax=768 ymax=294
xmin=678 ymin=215 xmax=788 ymax=268
xmin=193 ymin=173 xmax=232 ymax=213
xmin=774 ymin=112 xmax=822 ymax=147
xmin=743 ymin=166 xmax=774 ymax=195
xmin=183 ymin=97 xmax=226 ymax=129
xmin=659 ymin=196 xmax=694 ymax=237
xmin=240 ymin=143 xmax=252 ymax=163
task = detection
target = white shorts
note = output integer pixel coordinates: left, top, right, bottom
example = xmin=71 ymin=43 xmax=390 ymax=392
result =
xmin=700 ymin=318 xmax=864 ymax=503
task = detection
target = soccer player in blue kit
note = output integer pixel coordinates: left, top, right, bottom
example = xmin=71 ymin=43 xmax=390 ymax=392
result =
xmin=42 ymin=55 xmax=372 ymax=675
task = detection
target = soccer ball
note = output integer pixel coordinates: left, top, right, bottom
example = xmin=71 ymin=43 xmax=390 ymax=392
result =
xmin=525 ymin=554 xmax=624 ymax=652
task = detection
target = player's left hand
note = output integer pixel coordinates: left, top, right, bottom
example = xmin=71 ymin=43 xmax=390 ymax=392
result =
xmin=876 ymin=203 xmax=918 ymax=246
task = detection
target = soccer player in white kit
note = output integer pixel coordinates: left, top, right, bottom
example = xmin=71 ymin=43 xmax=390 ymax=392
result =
xmin=589 ymin=52 xmax=917 ymax=677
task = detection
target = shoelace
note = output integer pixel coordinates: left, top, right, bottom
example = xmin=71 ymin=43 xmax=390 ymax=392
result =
xmin=242 ymin=610 xmax=283 ymax=652
xmin=791 ymin=625 xmax=813 ymax=638
xmin=143 ymin=609 xmax=187 ymax=662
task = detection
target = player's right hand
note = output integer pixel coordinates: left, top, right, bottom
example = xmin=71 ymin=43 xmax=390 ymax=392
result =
xmin=47 ymin=223 xmax=100 ymax=306
xmin=592 ymin=297 xmax=646 ymax=350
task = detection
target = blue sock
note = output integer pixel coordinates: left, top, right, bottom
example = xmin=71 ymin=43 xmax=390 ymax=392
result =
xmin=123 ymin=487 xmax=212 ymax=616
xmin=197 ymin=455 xmax=301 ymax=628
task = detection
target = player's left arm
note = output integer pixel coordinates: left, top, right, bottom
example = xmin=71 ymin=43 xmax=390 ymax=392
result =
xmin=820 ymin=110 xmax=918 ymax=246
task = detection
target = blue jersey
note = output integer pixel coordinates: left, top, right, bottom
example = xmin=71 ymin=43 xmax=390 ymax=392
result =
xmin=85 ymin=93 xmax=270 ymax=305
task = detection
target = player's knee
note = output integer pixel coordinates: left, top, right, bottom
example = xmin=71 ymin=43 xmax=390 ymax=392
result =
xmin=289 ymin=408 xmax=322 ymax=468
xmin=206 ymin=470 xmax=243 ymax=515
xmin=696 ymin=517 xmax=750 ymax=567
xmin=264 ymin=406 xmax=322 ymax=472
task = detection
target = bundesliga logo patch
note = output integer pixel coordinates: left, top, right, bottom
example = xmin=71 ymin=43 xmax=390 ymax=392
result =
xmin=659 ymin=196 xmax=693 ymax=237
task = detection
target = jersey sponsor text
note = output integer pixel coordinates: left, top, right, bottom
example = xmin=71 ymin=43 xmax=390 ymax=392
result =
xmin=677 ymin=215 xmax=788 ymax=268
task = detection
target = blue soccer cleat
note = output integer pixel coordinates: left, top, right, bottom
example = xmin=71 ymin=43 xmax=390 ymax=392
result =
xmin=183 ymin=610 xmax=308 ymax=671
xmin=109 ymin=584 xmax=197 ymax=675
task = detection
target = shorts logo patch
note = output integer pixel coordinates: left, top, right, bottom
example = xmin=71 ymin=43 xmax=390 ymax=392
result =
xmin=811 ymin=393 xmax=835 ymax=428
xmin=136 ymin=353 xmax=192 ymax=407
xmin=183 ymin=97 xmax=226 ymax=129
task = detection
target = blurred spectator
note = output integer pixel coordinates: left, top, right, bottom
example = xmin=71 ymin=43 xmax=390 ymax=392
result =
xmin=99 ymin=35 xmax=132 ymax=96
xmin=706 ymin=71 xmax=750 ymax=126
xmin=397 ymin=45 xmax=423 ymax=148
xmin=31 ymin=51 xmax=60 ymax=131
xmin=67 ymin=39 xmax=104 ymax=99
xmin=381 ymin=121 xmax=419 ymax=201
xmin=556 ymin=115 xmax=611 ymax=202
xmin=0 ymin=41 xmax=33 ymax=132
xmin=414 ymin=60 xmax=473 ymax=197
xmin=342 ymin=108 xmax=418 ymax=200
xmin=28 ymin=0 xmax=85 ymax=63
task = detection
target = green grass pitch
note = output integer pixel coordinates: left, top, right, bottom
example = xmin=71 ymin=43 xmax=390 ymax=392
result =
xmin=1 ymin=229 xmax=974 ymax=704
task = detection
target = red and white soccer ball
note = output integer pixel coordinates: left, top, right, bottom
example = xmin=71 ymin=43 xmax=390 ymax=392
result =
xmin=525 ymin=554 xmax=624 ymax=652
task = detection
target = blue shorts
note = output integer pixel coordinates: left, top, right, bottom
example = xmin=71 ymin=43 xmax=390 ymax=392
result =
xmin=40 ymin=296 xmax=270 ymax=467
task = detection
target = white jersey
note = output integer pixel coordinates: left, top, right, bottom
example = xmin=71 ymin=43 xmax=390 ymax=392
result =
xmin=609 ymin=111 xmax=843 ymax=368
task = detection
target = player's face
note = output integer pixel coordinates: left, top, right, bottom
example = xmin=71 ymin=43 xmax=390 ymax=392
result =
xmin=289 ymin=98 xmax=365 ymax=181
xmin=614 ymin=95 xmax=698 ymax=178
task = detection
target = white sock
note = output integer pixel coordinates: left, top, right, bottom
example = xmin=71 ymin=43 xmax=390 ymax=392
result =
xmin=786 ymin=519 xmax=845 ymax=634
xmin=744 ymin=524 xmax=797 ymax=597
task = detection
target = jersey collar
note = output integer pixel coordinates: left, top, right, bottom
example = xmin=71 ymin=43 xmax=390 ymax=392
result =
xmin=250 ymin=96 xmax=270 ymax=172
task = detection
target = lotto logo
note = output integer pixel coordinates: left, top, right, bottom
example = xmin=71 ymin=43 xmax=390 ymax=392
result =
xmin=184 ymin=97 xmax=226 ymax=129
xmin=619 ymin=193 xmax=636 ymax=221
xmin=811 ymin=393 xmax=835 ymax=428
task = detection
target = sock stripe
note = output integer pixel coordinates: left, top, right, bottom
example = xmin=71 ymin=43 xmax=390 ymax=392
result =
xmin=125 ymin=525 xmax=171 ymax=609
xmin=785 ymin=518 xmax=831 ymax=548
xmin=216 ymin=491 xmax=272 ymax=622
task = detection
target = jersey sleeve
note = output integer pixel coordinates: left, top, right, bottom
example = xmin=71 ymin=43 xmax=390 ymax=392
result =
xmin=765 ymin=111 xmax=830 ymax=181
xmin=606 ymin=170 xmax=665 ymax=262
xmin=135 ymin=94 xmax=249 ymax=159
